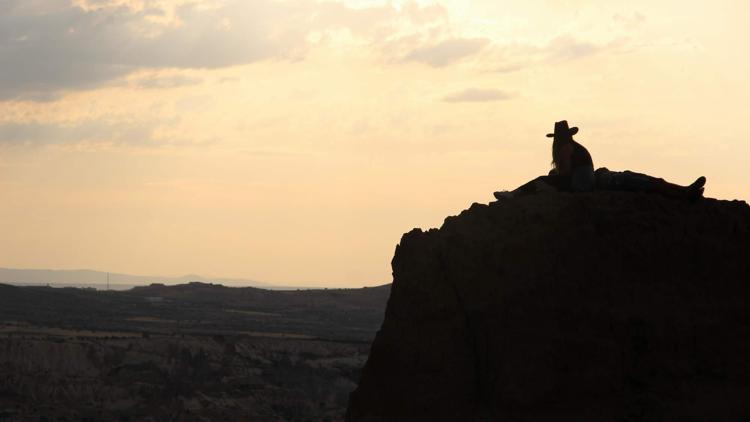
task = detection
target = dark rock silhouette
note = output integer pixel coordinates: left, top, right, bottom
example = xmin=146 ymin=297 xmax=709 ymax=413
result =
xmin=347 ymin=191 xmax=750 ymax=421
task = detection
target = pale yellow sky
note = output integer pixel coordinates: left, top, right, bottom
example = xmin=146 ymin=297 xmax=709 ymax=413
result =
xmin=1 ymin=0 xmax=748 ymax=287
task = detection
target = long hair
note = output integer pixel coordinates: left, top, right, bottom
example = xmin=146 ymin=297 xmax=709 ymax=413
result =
xmin=551 ymin=135 xmax=571 ymax=172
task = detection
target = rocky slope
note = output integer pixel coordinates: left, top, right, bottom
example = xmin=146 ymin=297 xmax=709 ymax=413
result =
xmin=347 ymin=191 xmax=750 ymax=421
xmin=0 ymin=333 xmax=367 ymax=421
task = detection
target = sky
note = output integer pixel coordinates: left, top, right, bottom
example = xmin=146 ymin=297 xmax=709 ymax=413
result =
xmin=1 ymin=0 xmax=749 ymax=287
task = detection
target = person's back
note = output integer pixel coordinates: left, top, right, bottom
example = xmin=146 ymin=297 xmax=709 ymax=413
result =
xmin=570 ymin=139 xmax=593 ymax=171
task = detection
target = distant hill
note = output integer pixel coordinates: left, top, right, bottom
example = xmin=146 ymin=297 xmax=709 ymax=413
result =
xmin=0 ymin=281 xmax=391 ymax=341
xmin=0 ymin=267 xmax=276 ymax=290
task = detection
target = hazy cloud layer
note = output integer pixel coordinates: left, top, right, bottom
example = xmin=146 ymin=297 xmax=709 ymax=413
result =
xmin=405 ymin=38 xmax=490 ymax=67
xmin=132 ymin=74 xmax=203 ymax=89
xmin=0 ymin=0 xmax=627 ymax=100
xmin=0 ymin=119 xmax=164 ymax=146
xmin=483 ymin=35 xmax=614 ymax=73
xmin=442 ymin=88 xmax=513 ymax=103
xmin=0 ymin=0 xmax=443 ymax=100
xmin=613 ymin=12 xmax=646 ymax=30
xmin=545 ymin=36 xmax=601 ymax=63
xmin=0 ymin=0 xmax=312 ymax=100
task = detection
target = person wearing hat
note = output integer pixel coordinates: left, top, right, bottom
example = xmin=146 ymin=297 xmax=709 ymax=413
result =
xmin=493 ymin=120 xmax=593 ymax=198
xmin=494 ymin=120 xmax=706 ymax=199
xmin=547 ymin=120 xmax=595 ymax=192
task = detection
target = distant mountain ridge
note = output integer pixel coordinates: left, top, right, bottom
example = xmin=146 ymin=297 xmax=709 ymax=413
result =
xmin=0 ymin=267 xmax=274 ymax=290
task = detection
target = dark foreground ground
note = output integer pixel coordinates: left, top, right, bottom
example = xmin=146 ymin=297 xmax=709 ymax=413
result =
xmin=0 ymin=282 xmax=389 ymax=421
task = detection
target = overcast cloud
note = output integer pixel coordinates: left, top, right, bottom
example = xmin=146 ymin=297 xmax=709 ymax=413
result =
xmin=0 ymin=0 xmax=437 ymax=100
xmin=0 ymin=0 xmax=314 ymax=100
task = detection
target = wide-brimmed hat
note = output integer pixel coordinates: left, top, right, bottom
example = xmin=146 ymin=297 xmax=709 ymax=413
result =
xmin=546 ymin=120 xmax=579 ymax=138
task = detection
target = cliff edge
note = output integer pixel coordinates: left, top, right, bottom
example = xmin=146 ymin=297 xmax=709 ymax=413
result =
xmin=347 ymin=191 xmax=750 ymax=421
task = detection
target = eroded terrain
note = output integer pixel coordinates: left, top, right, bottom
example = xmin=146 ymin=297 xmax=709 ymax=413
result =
xmin=0 ymin=282 xmax=389 ymax=421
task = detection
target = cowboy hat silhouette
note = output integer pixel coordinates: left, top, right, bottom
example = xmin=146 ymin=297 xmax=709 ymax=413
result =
xmin=546 ymin=120 xmax=578 ymax=138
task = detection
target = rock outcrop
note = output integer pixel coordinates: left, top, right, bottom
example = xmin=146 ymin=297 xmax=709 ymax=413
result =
xmin=347 ymin=191 xmax=750 ymax=421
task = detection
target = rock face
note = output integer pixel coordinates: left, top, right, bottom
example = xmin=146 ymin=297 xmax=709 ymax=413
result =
xmin=347 ymin=191 xmax=750 ymax=421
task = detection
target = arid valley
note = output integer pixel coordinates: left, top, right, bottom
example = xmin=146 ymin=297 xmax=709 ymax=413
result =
xmin=0 ymin=282 xmax=389 ymax=421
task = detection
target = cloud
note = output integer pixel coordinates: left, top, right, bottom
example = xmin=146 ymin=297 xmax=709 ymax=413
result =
xmin=0 ymin=0 xmax=630 ymax=102
xmin=0 ymin=118 xmax=163 ymax=147
xmin=545 ymin=35 xmax=601 ymax=63
xmin=613 ymin=12 xmax=646 ymax=30
xmin=0 ymin=1 xmax=270 ymax=100
xmin=0 ymin=0 xmax=439 ymax=101
xmin=133 ymin=74 xmax=202 ymax=89
xmin=442 ymin=89 xmax=514 ymax=103
xmin=405 ymin=38 xmax=489 ymax=67
xmin=482 ymin=34 xmax=614 ymax=73
xmin=402 ymin=2 xmax=448 ymax=25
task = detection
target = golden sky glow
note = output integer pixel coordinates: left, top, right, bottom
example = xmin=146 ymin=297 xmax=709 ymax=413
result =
xmin=1 ymin=0 xmax=749 ymax=287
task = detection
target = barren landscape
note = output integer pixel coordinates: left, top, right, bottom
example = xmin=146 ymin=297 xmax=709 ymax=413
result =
xmin=0 ymin=282 xmax=389 ymax=421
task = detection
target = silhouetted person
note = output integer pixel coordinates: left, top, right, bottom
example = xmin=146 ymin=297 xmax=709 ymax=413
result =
xmin=547 ymin=120 xmax=595 ymax=191
xmin=496 ymin=120 xmax=706 ymax=200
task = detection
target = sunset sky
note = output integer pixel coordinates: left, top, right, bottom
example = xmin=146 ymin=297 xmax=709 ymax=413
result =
xmin=1 ymin=0 xmax=748 ymax=287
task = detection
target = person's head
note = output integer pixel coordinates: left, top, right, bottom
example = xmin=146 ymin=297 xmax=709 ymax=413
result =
xmin=547 ymin=120 xmax=579 ymax=170
xmin=546 ymin=120 xmax=578 ymax=142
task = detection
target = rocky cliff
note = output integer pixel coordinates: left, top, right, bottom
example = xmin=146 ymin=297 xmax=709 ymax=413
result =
xmin=347 ymin=191 xmax=750 ymax=421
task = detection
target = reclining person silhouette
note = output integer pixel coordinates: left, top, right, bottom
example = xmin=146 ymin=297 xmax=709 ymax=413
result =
xmin=494 ymin=120 xmax=706 ymax=200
